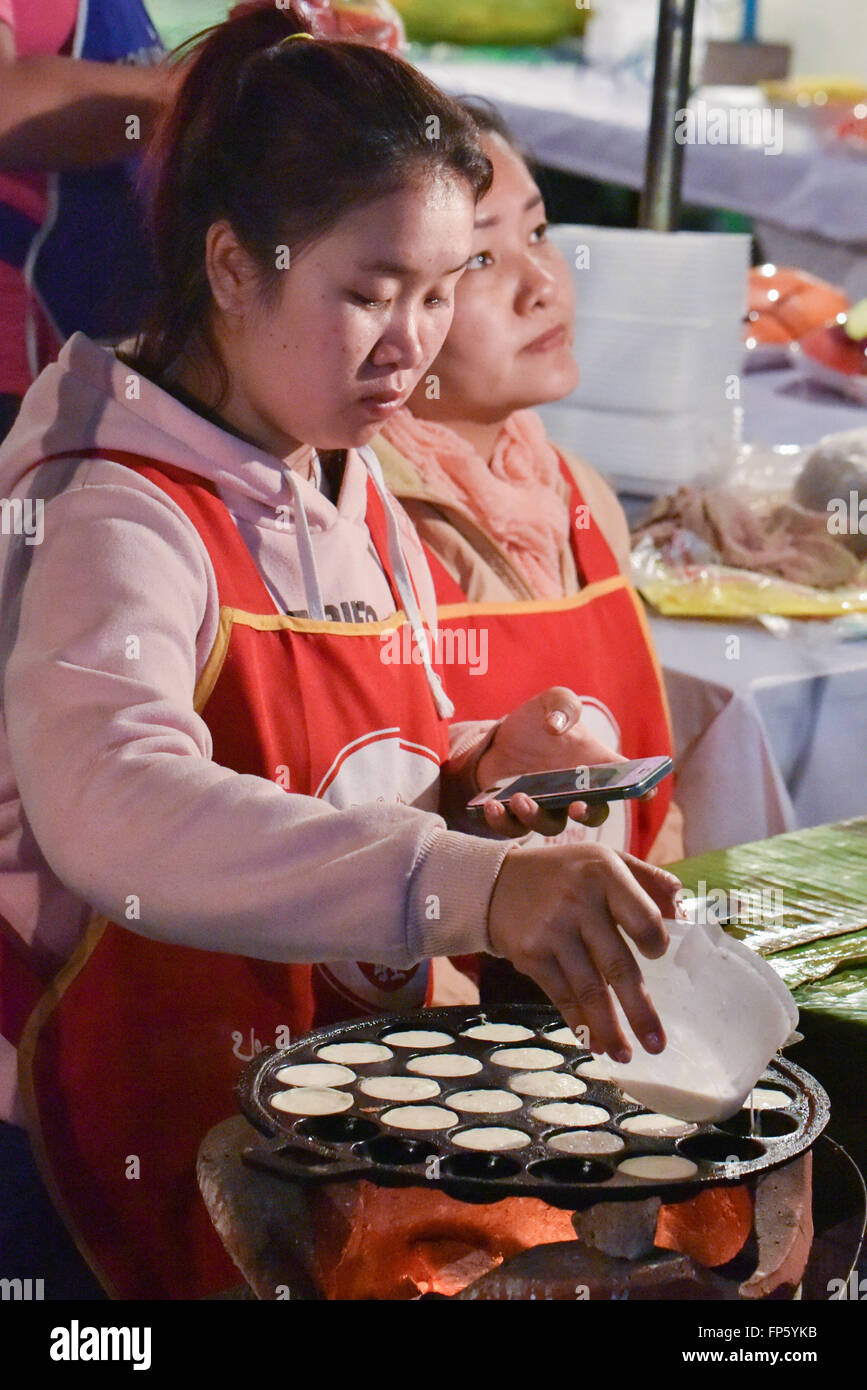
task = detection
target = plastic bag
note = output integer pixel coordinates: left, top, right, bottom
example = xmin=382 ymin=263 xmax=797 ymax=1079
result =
xmin=230 ymin=1 xmax=405 ymax=53
xmin=631 ymin=535 xmax=867 ymax=618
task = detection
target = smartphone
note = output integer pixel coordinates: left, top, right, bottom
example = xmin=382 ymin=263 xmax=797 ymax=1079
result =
xmin=466 ymin=755 xmax=673 ymax=817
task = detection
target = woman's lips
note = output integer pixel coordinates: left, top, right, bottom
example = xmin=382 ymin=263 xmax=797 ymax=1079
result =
xmin=524 ymin=323 xmax=569 ymax=354
xmin=357 ymin=391 xmax=405 ymax=420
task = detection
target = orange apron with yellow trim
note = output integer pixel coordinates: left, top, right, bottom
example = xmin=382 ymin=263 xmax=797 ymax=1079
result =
xmin=15 ymin=451 xmax=449 ymax=1299
xmin=424 ymin=457 xmax=673 ymax=859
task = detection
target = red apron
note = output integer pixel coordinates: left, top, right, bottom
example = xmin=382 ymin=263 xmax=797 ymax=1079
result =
xmin=14 ymin=451 xmax=449 ymax=1298
xmin=423 ymin=457 xmax=673 ymax=859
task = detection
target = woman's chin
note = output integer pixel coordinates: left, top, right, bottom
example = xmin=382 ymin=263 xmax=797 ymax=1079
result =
xmin=507 ymin=368 xmax=580 ymax=415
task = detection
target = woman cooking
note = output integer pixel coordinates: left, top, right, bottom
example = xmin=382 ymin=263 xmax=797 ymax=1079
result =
xmin=0 ymin=10 xmax=680 ymax=1298
xmin=375 ymin=103 xmax=683 ymax=869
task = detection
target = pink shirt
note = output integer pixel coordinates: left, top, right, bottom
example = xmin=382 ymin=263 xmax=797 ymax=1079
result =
xmin=0 ymin=0 xmax=80 ymax=396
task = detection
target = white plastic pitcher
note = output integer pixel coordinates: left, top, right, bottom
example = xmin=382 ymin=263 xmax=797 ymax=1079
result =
xmin=597 ymin=917 xmax=798 ymax=1123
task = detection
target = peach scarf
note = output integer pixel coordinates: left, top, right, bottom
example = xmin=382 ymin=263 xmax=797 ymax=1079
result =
xmin=381 ymin=408 xmax=569 ymax=598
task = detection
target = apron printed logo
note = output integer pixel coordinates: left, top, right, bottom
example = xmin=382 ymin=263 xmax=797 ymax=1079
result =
xmin=316 ymin=728 xmax=440 ymax=810
xmin=231 ymin=1023 xmax=291 ymax=1059
xmin=358 ymin=962 xmax=421 ymax=993
xmin=231 ymin=1027 xmax=264 ymax=1062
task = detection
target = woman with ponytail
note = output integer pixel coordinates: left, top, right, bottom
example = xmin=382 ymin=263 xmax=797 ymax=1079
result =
xmin=0 ymin=8 xmax=679 ymax=1297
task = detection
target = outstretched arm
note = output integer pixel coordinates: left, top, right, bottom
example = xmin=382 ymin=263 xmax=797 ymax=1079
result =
xmin=0 ymin=19 xmax=178 ymax=171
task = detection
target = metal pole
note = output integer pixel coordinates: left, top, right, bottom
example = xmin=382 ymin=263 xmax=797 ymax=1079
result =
xmin=638 ymin=0 xmax=697 ymax=232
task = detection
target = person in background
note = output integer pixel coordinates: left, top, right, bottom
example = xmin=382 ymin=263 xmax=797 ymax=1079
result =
xmin=0 ymin=0 xmax=175 ymax=444
xmin=374 ymin=103 xmax=683 ymax=1007
xmin=375 ymin=101 xmax=684 ymax=870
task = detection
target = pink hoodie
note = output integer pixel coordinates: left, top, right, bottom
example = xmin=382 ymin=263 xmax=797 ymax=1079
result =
xmin=0 ymin=333 xmax=510 ymax=1122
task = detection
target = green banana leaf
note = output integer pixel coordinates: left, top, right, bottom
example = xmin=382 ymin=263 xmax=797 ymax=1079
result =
xmin=667 ymin=819 xmax=867 ymax=1169
xmin=668 ymin=818 xmax=867 ymax=1015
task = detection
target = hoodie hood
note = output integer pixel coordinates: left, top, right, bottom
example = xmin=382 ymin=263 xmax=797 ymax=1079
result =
xmin=0 ymin=333 xmax=453 ymax=716
xmin=0 ymin=333 xmax=370 ymax=531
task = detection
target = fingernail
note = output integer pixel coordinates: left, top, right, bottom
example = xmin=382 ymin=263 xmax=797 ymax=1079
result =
xmin=612 ymin=1047 xmax=631 ymax=1064
xmin=547 ymin=709 xmax=569 ymax=732
xmin=643 ymin=1032 xmax=663 ymax=1052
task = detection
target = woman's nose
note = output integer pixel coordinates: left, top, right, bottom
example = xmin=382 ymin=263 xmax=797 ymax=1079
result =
xmin=371 ymin=314 xmax=426 ymax=371
xmin=515 ymin=254 xmax=556 ymax=314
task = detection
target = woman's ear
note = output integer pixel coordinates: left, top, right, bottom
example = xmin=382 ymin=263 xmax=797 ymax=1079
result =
xmin=204 ymin=220 xmax=261 ymax=319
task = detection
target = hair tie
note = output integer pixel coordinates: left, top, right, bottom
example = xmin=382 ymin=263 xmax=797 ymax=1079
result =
xmin=277 ymin=31 xmax=316 ymax=49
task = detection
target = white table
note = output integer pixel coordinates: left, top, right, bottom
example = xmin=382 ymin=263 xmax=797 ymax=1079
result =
xmin=632 ymin=366 xmax=867 ymax=855
xmin=650 ymin=614 xmax=867 ymax=855
xmin=417 ymin=56 xmax=867 ymax=293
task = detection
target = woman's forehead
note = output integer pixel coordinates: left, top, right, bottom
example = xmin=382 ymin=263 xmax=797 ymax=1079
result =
xmin=332 ymin=182 xmax=475 ymax=258
xmin=476 ymin=134 xmax=542 ymax=224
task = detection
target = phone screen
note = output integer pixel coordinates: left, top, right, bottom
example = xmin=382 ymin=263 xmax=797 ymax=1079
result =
xmin=467 ymin=756 xmax=673 ymax=813
xmin=496 ymin=761 xmax=652 ymax=800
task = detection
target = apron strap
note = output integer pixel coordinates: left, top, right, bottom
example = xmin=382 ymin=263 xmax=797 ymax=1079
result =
xmin=0 ymin=203 xmax=41 ymax=273
xmin=0 ymin=918 xmax=50 ymax=1048
xmin=422 ymin=541 xmax=468 ymax=604
xmin=555 ymin=449 xmax=622 ymax=585
xmin=362 ymin=476 xmax=425 ymax=616
xmin=27 ymin=450 xmax=417 ymax=622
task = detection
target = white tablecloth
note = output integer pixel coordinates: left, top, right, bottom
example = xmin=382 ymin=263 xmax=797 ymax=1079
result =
xmin=651 ymin=616 xmax=867 ymax=855
xmin=635 ymin=368 xmax=867 ymax=855
xmin=418 ymin=58 xmax=867 ymax=252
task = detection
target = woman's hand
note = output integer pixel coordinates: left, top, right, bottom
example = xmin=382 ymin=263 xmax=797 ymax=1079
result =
xmin=487 ymin=842 xmax=681 ymax=1061
xmin=476 ymin=687 xmax=625 ymax=837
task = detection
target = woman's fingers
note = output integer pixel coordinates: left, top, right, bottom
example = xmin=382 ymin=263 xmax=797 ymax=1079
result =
xmin=486 ymin=843 xmax=680 ymax=1060
xmin=618 ymin=853 xmax=682 ymax=933
xmin=481 ymin=798 xmax=532 ymax=838
xmin=513 ymin=951 xmax=606 ymax=1056
xmin=542 ymin=872 xmax=663 ymax=1059
xmin=572 ymin=908 xmax=666 ymax=1057
xmin=568 ymin=800 xmax=610 ymax=829
xmin=482 ymin=792 xmax=612 ymax=839
xmin=540 ymin=687 xmax=583 ymax=735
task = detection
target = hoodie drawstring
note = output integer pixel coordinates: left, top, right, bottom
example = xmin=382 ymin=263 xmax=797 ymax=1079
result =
xmin=281 ymin=463 xmax=326 ymax=621
xmin=279 ymin=449 xmax=454 ymax=720
xmin=361 ymin=446 xmax=454 ymax=720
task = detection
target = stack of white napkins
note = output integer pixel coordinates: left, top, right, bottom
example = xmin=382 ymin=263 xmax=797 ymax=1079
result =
xmin=539 ymin=224 xmax=750 ymax=496
xmin=597 ymin=915 xmax=798 ymax=1123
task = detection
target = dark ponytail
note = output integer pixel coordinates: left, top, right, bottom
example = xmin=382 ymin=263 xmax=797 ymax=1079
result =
xmin=128 ymin=6 xmax=492 ymax=399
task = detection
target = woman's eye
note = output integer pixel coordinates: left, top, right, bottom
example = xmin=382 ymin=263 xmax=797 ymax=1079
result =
xmin=350 ymin=292 xmax=388 ymax=308
xmin=424 ymin=294 xmax=451 ymax=308
xmin=530 ymin=221 xmax=549 ymax=244
xmin=467 ymin=251 xmax=493 ymax=270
